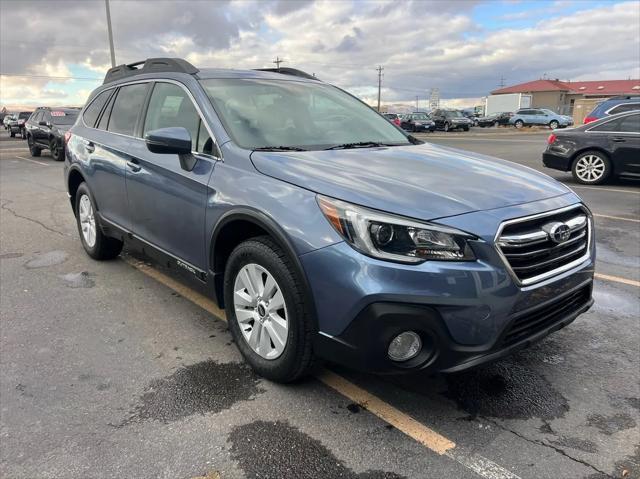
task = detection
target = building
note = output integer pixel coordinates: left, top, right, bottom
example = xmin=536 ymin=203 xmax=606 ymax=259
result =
xmin=490 ymin=79 xmax=640 ymax=122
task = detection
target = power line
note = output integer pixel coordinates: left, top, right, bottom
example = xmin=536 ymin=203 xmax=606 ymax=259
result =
xmin=376 ymin=65 xmax=384 ymax=112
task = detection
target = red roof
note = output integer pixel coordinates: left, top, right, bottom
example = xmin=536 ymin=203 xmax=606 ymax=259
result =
xmin=492 ymin=79 xmax=640 ymax=96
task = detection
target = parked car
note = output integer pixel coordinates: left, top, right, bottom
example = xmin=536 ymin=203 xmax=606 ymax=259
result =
xmin=583 ymin=95 xmax=640 ymax=124
xmin=3 ymin=114 xmax=16 ymax=130
xmin=430 ymin=109 xmax=472 ymax=131
xmin=476 ymin=112 xmax=512 ymax=127
xmin=543 ymin=111 xmax=639 ymax=184
xmin=510 ymin=108 xmax=572 ymax=129
xmin=26 ymin=107 xmax=80 ymax=161
xmin=9 ymin=111 xmax=32 ymax=138
xmin=65 ymin=58 xmax=594 ymax=383
xmin=400 ymin=113 xmax=435 ymax=132
xmin=383 ymin=113 xmax=401 ymax=127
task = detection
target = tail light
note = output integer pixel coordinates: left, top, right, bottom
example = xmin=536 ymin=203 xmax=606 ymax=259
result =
xmin=64 ymin=131 xmax=72 ymax=145
xmin=583 ymin=116 xmax=597 ymax=124
xmin=394 ymin=118 xmax=401 ymax=126
xmin=547 ymin=133 xmax=557 ymax=145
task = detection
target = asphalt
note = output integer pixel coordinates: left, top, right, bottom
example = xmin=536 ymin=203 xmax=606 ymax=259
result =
xmin=1 ymin=128 xmax=638 ymax=479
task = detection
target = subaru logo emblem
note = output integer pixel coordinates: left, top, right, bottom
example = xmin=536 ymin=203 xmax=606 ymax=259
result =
xmin=544 ymin=222 xmax=571 ymax=244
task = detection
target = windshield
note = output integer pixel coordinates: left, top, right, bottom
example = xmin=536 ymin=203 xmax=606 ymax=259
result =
xmin=412 ymin=114 xmax=430 ymax=120
xmin=200 ymin=79 xmax=410 ymax=150
xmin=51 ymin=112 xmax=78 ymax=125
xmin=445 ymin=111 xmax=463 ymax=118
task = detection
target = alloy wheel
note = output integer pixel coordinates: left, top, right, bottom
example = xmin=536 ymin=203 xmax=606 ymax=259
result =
xmin=575 ymin=154 xmax=606 ymax=183
xmin=233 ymin=263 xmax=288 ymax=360
xmin=78 ymin=194 xmax=97 ymax=247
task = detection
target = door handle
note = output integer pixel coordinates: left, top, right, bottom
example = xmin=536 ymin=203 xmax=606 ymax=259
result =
xmin=84 ymin=141 xmax=95 ymax=153
xmin=611 ymin=137 xmax=626 ymax=142
xmin=126 ymin=160 xmax=142 ymax=172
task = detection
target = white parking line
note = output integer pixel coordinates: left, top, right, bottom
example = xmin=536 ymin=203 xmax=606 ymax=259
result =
xmin=123 ymin=256 xmax=522 ymax=479
xmin=15 ymin=155 xmax=49 ymax=166
xmin=594 ymin=213 xmax=640 ymax=223
xmin=571 ymin=185 xmax=639 ymax=195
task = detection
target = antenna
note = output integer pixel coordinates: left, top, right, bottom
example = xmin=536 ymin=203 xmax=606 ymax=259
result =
xmin=376 ymin=66 xmax=384 ymax=112
xmin=273 ymin=57 xmax=285 ymax=69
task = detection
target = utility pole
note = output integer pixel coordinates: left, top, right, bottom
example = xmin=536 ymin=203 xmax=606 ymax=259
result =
xmin=376 ymin=65 xmax=384 ymax=112
xmin=415 ymin=96 xmax=419 ymax=112
xmin=498 ymin=76 xmax=506 ymax=88
xmin=105 ymin=0 xmax=116 ymax=67
xmin=273 ymin=57 xmax=285 ymax=69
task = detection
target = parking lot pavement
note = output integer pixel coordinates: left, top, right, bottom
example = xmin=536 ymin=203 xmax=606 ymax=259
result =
xmin=1 ymin=134 xmax=638 ymax=479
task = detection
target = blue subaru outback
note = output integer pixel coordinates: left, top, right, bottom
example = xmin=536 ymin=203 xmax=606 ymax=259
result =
xmin=63 ymin=58 xmax=595 ymax=382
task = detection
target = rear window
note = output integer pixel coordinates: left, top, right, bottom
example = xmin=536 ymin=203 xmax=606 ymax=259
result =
xmin=107 ymin=84 xmax=148 ymax=136
xmin=51 ymin=111 xmax=78 ymax=125
xmin=609 ymin=103 xmax=640 ymax=115
xmin=18 ymin=112 xmax=31 ymax=119
xmin=83 ymin=90 xmax=113 ymax=128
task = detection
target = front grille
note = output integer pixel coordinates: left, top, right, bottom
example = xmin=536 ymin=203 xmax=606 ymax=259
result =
xmin=501 ymin=286 xmax=591 ymax=346
xmin=496 ymin=205 xmax=591 ymax=285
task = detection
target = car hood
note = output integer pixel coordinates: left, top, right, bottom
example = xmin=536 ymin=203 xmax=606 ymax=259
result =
xmin=250 ymin=143 xmax=571 ymax=221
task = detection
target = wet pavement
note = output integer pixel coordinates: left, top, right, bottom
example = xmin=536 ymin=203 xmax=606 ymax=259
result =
xmin=1 ymin=132 xmax=638 ymax=479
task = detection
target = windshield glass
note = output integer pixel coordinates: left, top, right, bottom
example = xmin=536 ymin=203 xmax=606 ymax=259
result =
xmin=412 ymin=114 xmax=429 ymax=120
xmin=200 ymin=79 xmax=410 ymax=150
xmin=445 ymin=111 xmax=463 ymax=118
xmin=51 ymin=112 xmax=78 ymax=125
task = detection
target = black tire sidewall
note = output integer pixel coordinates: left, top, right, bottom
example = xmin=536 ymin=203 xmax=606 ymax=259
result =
xmin=74 ymin=183 xmax=122 ymax=260
xmin=224 ymin=238 xmax=310 ymax=382
xmin=28 ymin=135 xmax=41 ymax=157
xmin=515 ymin=120 xmax=524 ymax=128
xmin=50 ymin=140 xmax=62 ymax=161
xmin=571 ymin=151 xmax=611 ymax=185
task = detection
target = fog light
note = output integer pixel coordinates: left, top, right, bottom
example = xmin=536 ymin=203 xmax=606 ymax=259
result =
xmin=387 ymin=331 xmax=422 ymax=362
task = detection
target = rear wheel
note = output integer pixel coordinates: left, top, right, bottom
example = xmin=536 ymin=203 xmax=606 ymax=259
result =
xmin=75 ymin=183 xmax=123 ymax=260
xmin=514 ymin=120 xmax=524 ymax=129
xmin=572 ymin=151 xmax=611 ymax=185
xmin=463 ymin=126 xmax=470 ymax=131
xmin=10 ymin=131 xmax=15 ymax=138
xmin=224 ymin=236 xmax=315 ymax=383
xmin=443 ymin=122 xmax=450 ymax=132
xmin=50 ymin=139 xmax=64 ymax=161
xmin=549 ymin=120 xmax=559 ymax=129
xmin=27 ymin=135 xmax=41 ymax=157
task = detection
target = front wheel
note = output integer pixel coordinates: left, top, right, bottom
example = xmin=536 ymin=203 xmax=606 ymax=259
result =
xmin=463 ymin=126 xmax=470 ymax=131
xmin=443 ymin=122 xmax=450 ymax=132
xmin=514 ymin=120 xmax=524 ymax=129
xmin=50 ymin=140 xmax=64 ymax=161
xmin=224 ymin=236 xmax=315 ymax=383
xmin=75 ymin=183 xmax=123 ymax=260
xmin=549 ymin=120 xmax=559 ymax=129
xmin=572 ymin=151 xmax=611 ymax=185
xmin=10 ymin=131 xmax=15 ymax=138
xmin=27 ymin=135 xmax=41 ymax=157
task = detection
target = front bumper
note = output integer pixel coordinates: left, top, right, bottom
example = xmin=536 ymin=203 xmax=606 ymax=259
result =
xmin=304 ymin=195 xmax=595 ymax=374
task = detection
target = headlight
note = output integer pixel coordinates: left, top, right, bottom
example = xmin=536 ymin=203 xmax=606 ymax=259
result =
xmin=317 ymin=195 xmax=476 ymax=263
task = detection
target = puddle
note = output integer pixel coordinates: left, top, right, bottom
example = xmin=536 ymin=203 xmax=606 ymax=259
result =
xmin=444 ymin=360 xmax=569 ymax=420
xmin=60 ymin=271 xmax=95 ymax=288
xmin=229 ymin=420 xmax=405 ymax=479
xmin=24 ymin=250 xmax=68 ymax=269
xmin=0 ymin=252 xmax=23 ymax=259
xmin=123 ymin=360 xmax=263 ymax=424
xmin=586 ymin=413 xmax=636 ymax=435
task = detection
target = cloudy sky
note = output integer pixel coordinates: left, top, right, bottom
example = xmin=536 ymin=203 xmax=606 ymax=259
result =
xmin=1 ymin=0 xmax=639 ymax=110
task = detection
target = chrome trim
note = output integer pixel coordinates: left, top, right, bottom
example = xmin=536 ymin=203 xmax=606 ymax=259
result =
xmin=80 ymin=78 xmax=222 ymax=160
xmin=604 ymin=103 xmax=640 ymax=115
xmin=494 ymin=204 xmax=592 ymax=287
xmin=504 ymin=231 xmax=586 ymax=258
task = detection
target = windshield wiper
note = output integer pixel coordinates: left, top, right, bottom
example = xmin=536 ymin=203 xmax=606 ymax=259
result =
xmin=324 ymin=141 xmax=401 ymax=150
xmin=253 ymin=146 xmax=308 ymax=152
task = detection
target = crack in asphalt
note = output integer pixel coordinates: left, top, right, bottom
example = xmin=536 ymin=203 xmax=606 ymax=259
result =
xmin=1 ymin=199 xmax=69 ymax=237
xmin=482 ymin=417 xmax=614 ymax=478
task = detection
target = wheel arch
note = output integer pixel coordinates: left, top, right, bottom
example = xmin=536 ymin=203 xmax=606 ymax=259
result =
xmin=208 ymin=208 xmax=318 ymax=329
xmin=67 ymin=166 xmax=87 ymax=216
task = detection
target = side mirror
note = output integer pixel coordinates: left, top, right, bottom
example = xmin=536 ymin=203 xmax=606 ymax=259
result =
xmin=38 ymin=121 xmax=48 ymax=127
xmin=145 ymin=127 xmax=197 ymax=171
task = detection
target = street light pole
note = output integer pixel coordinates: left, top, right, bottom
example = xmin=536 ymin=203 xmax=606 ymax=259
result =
xmin=105 ymin=0 xmax=116 ymax=67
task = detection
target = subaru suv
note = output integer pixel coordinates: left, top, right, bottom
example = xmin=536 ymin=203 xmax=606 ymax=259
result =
xmin=583 ymin=95 xmax=640 ymax=124
xmin=64 ymin=58 xmax=595 ymax=383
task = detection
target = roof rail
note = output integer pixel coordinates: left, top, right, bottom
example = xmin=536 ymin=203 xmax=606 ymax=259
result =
xmin=103 ymin=58 xmax=199 ymax=84
xmin=254 ymin=67 xmax=319 ymax=81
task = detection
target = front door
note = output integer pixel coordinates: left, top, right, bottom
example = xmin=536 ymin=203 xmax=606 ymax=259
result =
xmin=609 ymin=113 xmax=640 ymax=177
xmin=125 ymin=81 xmax=218 ymax=270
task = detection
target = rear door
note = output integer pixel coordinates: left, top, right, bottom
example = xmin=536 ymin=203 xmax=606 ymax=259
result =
xmin=125 ymin=81 xmax=218 ymax=270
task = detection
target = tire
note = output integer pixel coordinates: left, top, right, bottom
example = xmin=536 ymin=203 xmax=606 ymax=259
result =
xmin=10 ymin=131 xmax=15 ymax=138
xmin=549 ymin=120 xmax=559 ymax=130
xmin=514 ymin=120 xmax=524 ymax=129
xmin=463 ymin=126 xmax=469 ymax=132
xmin=27 ymin=135 xmax=41 ymax=157
xmin=74 ymin=182 xmax=123 ymax=260
xmin=571 ymin=151 xmax=612 ymax=185
xmin=443 ymin=122 xmax=450 ymax=132
xmin=50 ymin=139 xmax=64 ymax=161
xmin=494 ymin=121 xmax=499 ymax=128
xmin=224 ymin=236 xmax=315 ymax=383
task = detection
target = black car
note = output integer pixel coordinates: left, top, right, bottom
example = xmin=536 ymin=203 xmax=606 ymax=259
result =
xmin=477 ymin=112 xmax=512 ymax=127
xmin=400 ymin=113 xmax=435 ymax=132
xmin=543 ymin=111 xmax=640 ymax=185
xmin=430 ymin=109 xmax=472 ymax=131
xmin=26 ymin=107 xmax=80 ymax=161
xmin=9 ymin=112 xmax=32 ymax=138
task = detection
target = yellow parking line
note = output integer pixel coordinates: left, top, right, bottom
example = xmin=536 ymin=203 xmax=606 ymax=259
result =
xmin=123 ymin=256 xmax=521 ymax=478
xmin=595 ymin=273 xmax=640 ymax=288
xmin=593 ymin=213 xmax=640 ymax=223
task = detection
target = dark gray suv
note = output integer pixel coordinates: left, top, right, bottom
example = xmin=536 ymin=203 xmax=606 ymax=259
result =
xmin=63 ymin=58 xmax=595 ymax=383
